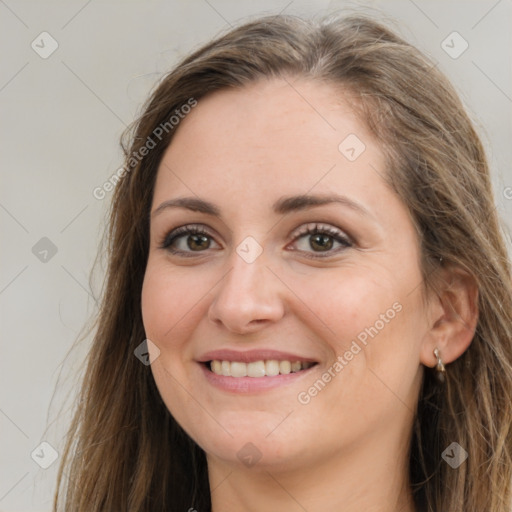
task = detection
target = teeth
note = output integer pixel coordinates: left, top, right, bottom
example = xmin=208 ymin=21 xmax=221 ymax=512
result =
xmin=265 ymin=360 xmax=280 ymax=376
xmin=291 ymin=361 xmax=302 ymax=372
xmin=247 ymin=361 xmax=266 ymax=377
xmin=230 ymin=361 xmax=247 ymax=377
xmin=209 ymin=359 xmax=314 ymax=377
xmin=279 ymin=360 xmax=291 ymax=374
xmin=211 ymin=360 xmax=222 ymax=374
xmin=221 ymin=360 xmax=231 ymax=376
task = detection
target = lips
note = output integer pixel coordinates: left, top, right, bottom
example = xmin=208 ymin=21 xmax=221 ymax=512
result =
xmin=196 ymin=349 xmax=319 ymax=392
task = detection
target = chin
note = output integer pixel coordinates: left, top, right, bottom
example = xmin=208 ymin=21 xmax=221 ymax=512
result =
xmin=188 ymin=417 xmax=314 ymax=471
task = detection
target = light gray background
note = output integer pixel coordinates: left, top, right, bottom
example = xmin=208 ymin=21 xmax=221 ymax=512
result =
xmin=1 ymin=1 xmax=511 ymax=511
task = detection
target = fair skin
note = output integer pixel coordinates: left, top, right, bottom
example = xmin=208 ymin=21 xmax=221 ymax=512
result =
xmin=141 ymin=77 xmax=477 ymax=512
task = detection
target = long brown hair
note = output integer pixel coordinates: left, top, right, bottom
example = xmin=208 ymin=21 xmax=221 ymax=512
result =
xmin=53 ymin=13 xmax=512 ymax=512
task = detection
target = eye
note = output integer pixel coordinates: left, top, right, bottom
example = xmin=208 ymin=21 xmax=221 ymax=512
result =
xmin=159 ymin=222 xmax=352 ymax=259
xmin=288 ymin=222 xmax=352 ymax=258
xmin=159 ymin=224 xmax=220 ymax=256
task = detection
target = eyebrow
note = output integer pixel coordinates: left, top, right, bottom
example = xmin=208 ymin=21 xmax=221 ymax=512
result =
xmin=152 ymin=193 xmax=373 ymax=219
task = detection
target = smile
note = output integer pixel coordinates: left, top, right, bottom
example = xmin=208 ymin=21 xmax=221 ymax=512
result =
xmin=208 ymin=359 xmax=316 ymax=377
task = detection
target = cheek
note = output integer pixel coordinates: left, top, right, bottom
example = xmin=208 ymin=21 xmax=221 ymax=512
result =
xmin=141 ymin=261 xmax=206 ymax=428
xmin=140 ymin=260 xmax=202 ymax=351
xmin=299 ymin=264 xmax=420 ymax=387
xmin=296 ymin=265 xmax=396 ymax=347
xmin=141 ymin=265 xmax=171 ymax=343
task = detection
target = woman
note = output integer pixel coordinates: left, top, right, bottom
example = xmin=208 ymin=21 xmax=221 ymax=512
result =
xmin=53 ymin=13 xmax=512 ymax=512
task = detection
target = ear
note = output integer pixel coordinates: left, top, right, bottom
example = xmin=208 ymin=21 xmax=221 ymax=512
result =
xmin=420 ymin=264 xmax=479 ymax=368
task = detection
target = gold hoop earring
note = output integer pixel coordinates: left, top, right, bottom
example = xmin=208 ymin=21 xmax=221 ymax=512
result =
xmin=433 ymin=347 xmax=446 ymax=383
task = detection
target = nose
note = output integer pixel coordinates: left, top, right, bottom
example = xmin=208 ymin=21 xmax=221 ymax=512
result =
xmin=207 ymin=248 xmax=286 ymax=335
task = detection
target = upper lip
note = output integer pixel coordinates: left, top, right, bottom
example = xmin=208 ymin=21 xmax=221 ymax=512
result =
xmin=197 ymin=349 xmax=318 ymax=364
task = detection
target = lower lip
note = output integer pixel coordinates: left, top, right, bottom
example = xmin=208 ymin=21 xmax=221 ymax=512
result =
xmin=199 ymin=363 xmax=317 ymax=393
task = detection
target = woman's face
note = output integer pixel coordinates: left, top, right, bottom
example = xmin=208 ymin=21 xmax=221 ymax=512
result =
xmin=142 ymin=78 xmax=432 ymax=472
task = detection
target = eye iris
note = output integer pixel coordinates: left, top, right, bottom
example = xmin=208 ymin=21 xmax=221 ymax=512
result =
xmin=310 ymin=233 xmax=333 ymax=251
xmin=188 ymin=233 xmax=210 ymax=251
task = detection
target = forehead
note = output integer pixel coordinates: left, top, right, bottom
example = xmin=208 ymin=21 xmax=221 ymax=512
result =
xmin=152 ymin=78 xmax=389 ymax=217
xmin=166 ymin=78 xmax=367 ymax=154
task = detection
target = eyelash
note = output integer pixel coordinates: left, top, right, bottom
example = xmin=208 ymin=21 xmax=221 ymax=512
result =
xmin=159 ymin=223 xmax=353 ymax=259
